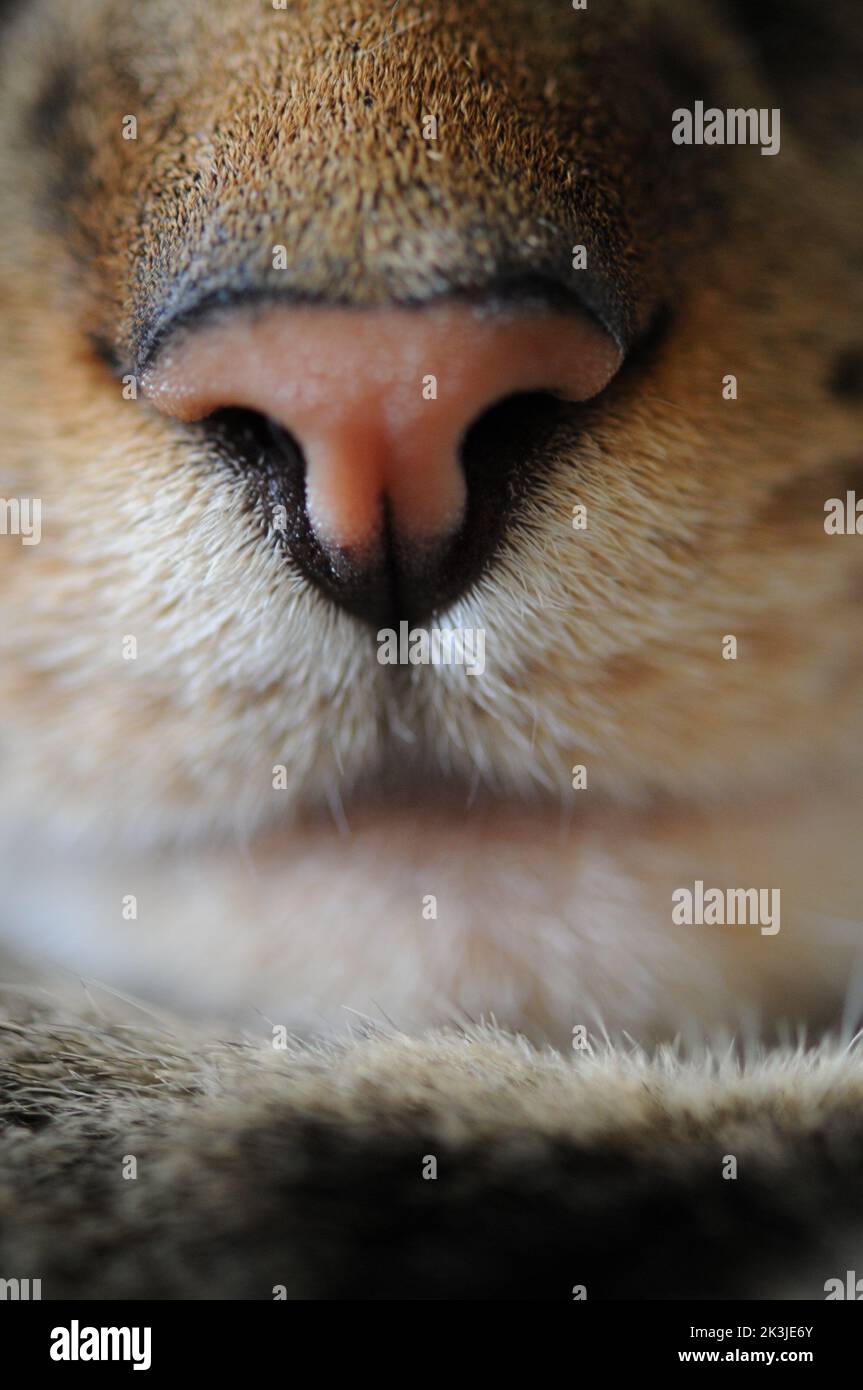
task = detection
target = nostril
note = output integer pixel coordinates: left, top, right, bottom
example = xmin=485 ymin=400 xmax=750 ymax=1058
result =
xmin=146 ymin=300 xmax=622 ymax=625
xmin=200 ymin=406 xmax=308 ymax=549
xmin=266 ymin=416 xmax=305 ymax=468
xmin=202 ymin=407 xmax=306 ymax=512
xmin=199 ymin=390 xmax=577 ymax=627
xmin=454 ymin=389 xmax=573 ymax=582
xmin=461 ymin=390 xmax=571 ymax=494
xmin=200 ymin=406 xmax=396 ymax=618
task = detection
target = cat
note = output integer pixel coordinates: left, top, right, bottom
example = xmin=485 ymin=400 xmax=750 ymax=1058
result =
xmin=0 ymin=0 xmax=861 ymax=1054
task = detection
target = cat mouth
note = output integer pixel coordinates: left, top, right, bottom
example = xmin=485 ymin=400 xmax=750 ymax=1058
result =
xmin=290 ymin=782 xmax=580 ymax=845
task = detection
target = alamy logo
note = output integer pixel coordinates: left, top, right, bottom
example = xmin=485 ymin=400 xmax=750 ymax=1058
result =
xmin=0 ymin=1277 xmax=41 ymax=1299
xmin=377 ymin=621 xmax=486 ymax=676
xmin=672 ymin=102 xmax=780 ymax=156
xmin=0 ymin=496 xmax=41 ymax=545
xmin=50 ymin=1321 xmax=151 ymax=1371
xmin=672 ymin=881 xmax=780 ymax=936
xmin=824 ymin=492 xmax=863 ymax=534
xmin=825 ymin=1271 xmax=863 ymax=1299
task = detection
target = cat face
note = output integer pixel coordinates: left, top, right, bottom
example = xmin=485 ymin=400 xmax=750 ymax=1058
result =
xmin=0 ymin=0 xmax=861 ymax=1041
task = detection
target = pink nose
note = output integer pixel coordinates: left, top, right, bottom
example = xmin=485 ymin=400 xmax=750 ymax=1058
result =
xmin=143 ymin=301 xmax=621 ymax=618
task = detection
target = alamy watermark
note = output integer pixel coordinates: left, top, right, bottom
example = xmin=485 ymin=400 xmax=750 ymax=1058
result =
xmin=824 ymin=492 xmax=863 ymax=534
xmin=50 ymin=1321 xmax=151 ymax=1371
xmin=672 ymin=102 xmax=780 ymax=157
xmin=377 ymin=621 xmax=485 ymax=676
xmin=825 ymin=1271 xmax=863 ymax=1299
xmin=672 ymin=881 xmax=780 ymax=936
xmin=0 ymin=1276 xmax=41 ymax=1299
xmin=0 ymin=497 xmax=41 ymax=545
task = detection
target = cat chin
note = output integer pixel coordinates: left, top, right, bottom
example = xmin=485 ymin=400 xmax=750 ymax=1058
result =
xmin=1 ymin=791 xmax=857 ymax=1049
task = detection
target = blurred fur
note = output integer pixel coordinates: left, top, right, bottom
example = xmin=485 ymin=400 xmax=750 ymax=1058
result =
xmin=0 ymin=1 xmax=860 ymax=846
xmin=1 ymin=0 xmax=861 ymax=1042
xmin=1 ymin=1 xmax=863 ymax=1284
xmin=2 ymin=983 xmax=863 ymax=1299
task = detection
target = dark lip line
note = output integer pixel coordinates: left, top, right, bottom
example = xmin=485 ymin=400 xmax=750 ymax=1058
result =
xmin=285 ymin=781 xmax=586 ymax=840
xmin=133 ymin=268 xmax=635 ymax=379
xmin=242 ymin=775 xmax=741 ymax=852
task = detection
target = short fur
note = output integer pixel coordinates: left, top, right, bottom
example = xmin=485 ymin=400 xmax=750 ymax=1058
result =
xmin=3 ymin=983 xmax=863 ymax=1300
xmin=1 ymin=0 xmax=862 ymax=1299
xmin=1 ymin=0 xmax=862 ymax=1042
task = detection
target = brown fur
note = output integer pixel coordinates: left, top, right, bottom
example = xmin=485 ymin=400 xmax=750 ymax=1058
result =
xmin=1 ymin=1 xmax=860 ymax=1043
xmin=1 ymin=1 xmax=859 ymax=845
xmin=0 ymin=0 xmax=862 ymax=1298
xmin=3 ymin=982 xmax=863 ymax=1300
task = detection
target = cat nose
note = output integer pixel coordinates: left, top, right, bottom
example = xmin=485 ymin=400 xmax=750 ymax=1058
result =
xmin=142 ymin=301 xmax=621 ymax=625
